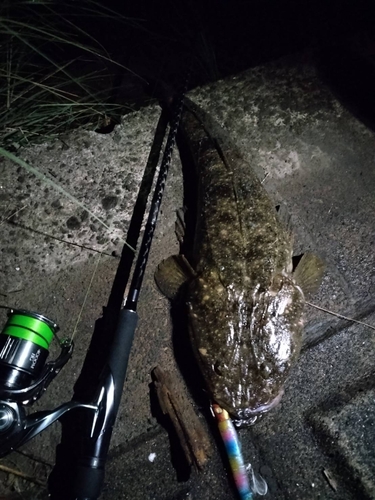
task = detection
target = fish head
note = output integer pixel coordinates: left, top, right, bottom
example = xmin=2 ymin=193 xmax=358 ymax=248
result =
xmin=187 ymin=270 xmax=305 ymax=426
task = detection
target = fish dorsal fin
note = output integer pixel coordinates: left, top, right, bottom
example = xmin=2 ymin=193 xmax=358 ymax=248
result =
xmin=155 ymin=255 xmax=196 ymax=300
xmin=293 ymin=252 xmax=325 ymax=298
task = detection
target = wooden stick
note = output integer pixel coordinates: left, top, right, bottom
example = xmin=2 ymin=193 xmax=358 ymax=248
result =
xmin=0 ymin=463 xmax=46 ymax=486
xmin=152 ymin=366 xmax=212 ymax=470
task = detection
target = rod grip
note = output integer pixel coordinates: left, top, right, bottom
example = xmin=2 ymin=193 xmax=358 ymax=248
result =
xmin=108 ymin=308 xmax=138 ymax=414
xmin=49 ymin=308 xmax=138 ymax=500
xmin=67 ymin=463 xmax=105 ymax=500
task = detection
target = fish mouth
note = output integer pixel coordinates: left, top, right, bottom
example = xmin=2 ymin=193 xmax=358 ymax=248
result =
xmin=231 ymin=388 xmax=285 ymax=427
xmin=247 ymin=388 xmax=284 ymax=415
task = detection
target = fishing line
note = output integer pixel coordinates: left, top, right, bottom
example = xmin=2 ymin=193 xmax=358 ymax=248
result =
xmin=71 ymin=251 xmax=102 ymax=341
xmin=306 ymin=301 xmax=375 ymax=332
xmin=6 ymin=219 xmax=118 ymax=258
xmin=0 ymin=205 xmax=27 ymax=226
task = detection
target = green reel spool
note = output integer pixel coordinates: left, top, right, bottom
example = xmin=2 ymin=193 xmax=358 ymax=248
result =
xmin=0 ymin=310 xmax=59 ymax=389
xmin=3 ymin=310 xmax=58 ymax=350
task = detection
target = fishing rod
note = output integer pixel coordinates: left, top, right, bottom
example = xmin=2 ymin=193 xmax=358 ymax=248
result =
xmin=0 ymin=85 xmax=186 ymax=499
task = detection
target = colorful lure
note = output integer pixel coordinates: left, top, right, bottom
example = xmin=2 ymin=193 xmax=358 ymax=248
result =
xmin=212 ymin=403 xmax=268 ymax=500
xmin=212 ymin=403 xmax=253 ymax=500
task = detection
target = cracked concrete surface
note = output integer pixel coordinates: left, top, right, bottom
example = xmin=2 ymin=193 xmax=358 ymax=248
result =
xmin=1 ymin=53 xmax=375 ymax=499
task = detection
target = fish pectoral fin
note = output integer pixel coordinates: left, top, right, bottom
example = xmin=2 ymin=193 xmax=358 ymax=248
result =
xmin=293 ymin=252 xmax=325 ymax=298
xmin=155 ymin=254 xmax=196 ymax=299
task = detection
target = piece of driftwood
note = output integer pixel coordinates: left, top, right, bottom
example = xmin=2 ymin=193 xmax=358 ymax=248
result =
xmin=152 ymin=365 xmax=212 ymax=470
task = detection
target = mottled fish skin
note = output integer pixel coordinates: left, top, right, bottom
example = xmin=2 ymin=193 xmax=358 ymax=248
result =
xmin=181 ymin=102 xmax=305 ymax=426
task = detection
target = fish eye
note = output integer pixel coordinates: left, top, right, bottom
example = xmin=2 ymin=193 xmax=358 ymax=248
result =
xmin=260 ymin=362 xmax=272 ymax=379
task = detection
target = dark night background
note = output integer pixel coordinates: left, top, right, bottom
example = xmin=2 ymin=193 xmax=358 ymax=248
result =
xmin=75 ymin=0 xmax=375 ymax=131
xmin=98 ymin=0 xmax=375 ymax=75
xmin=3 ymin=0 xmax=375 ymax=138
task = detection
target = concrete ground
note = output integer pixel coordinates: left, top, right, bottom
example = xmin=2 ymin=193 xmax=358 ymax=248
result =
xmin=0 ymin=53 xmax=374 ymax=499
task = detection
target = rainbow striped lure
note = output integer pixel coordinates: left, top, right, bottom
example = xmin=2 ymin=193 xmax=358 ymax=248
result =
xmin=212 ymin=404 xmax=267 ymax=500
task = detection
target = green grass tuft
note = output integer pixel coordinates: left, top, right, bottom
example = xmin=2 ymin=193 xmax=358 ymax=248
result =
xmin=0 ymin=0 xmax=141 ymax=147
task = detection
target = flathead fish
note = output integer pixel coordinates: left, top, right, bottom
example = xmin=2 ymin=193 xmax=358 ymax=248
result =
xmin=156 ymin=99 xmax=323 ymax=426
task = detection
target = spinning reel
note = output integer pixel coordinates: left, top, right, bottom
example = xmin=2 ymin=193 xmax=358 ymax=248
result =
xmin=0 ymin=309 xmax=96 ymax=457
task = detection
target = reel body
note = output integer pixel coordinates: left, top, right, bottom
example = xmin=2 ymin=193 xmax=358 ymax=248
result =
xmin=0 ymin=309 xmax=79 ymax=456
